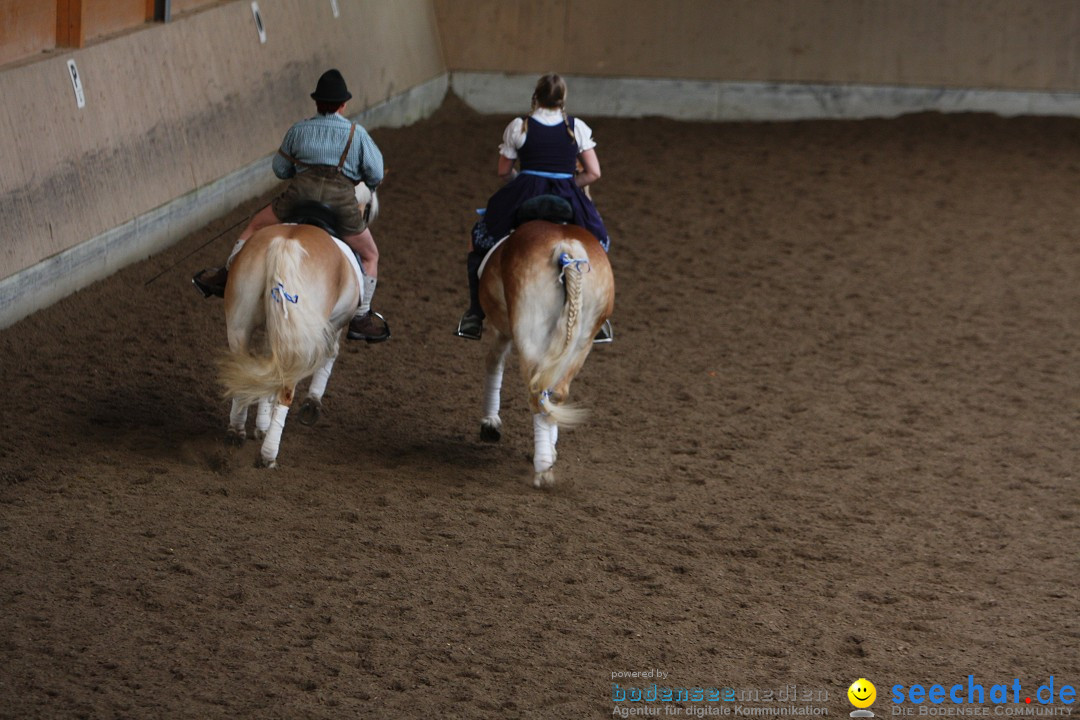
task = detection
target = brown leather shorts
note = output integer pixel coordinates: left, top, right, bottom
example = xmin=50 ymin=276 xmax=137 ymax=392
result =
xmin=272 ymin=167 xmax=366 ymax=235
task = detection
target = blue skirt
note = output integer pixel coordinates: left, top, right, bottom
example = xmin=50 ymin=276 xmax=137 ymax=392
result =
xmin=472 ymin=174 xmax=610 ymax=252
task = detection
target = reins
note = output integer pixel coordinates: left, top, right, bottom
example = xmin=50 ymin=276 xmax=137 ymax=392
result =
xmin=142 ymin=215 xmax=249 ymax=287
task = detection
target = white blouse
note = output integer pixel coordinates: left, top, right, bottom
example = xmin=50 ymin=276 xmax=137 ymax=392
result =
xmin=498 ymin=107 xmax=597 ymax=159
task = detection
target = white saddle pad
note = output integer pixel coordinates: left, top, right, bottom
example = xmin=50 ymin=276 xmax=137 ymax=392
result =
xmin=477 ymin=234 xmax=511 ymax=279
xmin=331 ymin=236 xmax=366 ymax=303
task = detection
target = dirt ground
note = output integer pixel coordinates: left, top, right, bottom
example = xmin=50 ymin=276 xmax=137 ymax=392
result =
xmin=1 ymin=95 xmax=1078 ymax=719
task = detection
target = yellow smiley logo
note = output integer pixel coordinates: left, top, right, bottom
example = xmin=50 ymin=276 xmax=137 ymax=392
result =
xmin=848 ymin=678 xmax=877 ymax=708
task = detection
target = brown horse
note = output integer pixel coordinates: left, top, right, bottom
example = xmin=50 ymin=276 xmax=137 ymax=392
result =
xmin=477 ymin=220 xmax=615 ymax=487
xmin=218 ymin=224 xmax=361 ymax=467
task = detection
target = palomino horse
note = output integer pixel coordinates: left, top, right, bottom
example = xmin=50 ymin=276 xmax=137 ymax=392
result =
xmin=477 ymin=220 xmax=615 ymax=487
xmin=218 ymin=223 xmax=361 ymax=467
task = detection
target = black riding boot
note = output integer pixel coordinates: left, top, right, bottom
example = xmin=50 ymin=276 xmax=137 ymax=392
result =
xmin=455 ymin=250 xmax=486 ymax=340
xmin=192 ymin=266 xmax=228 ymax=298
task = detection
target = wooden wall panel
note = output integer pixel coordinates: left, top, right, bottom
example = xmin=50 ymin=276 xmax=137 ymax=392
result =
xmin=170 ymin=0 xmax=227 ymax=16
xmin=0 ymin=0 xmax=57 ymax=66
xmin=81 ymin=0 xmax=147 ymax=42
xmin=0 ymin=0 xmax=446 ymax=281
xmin=434 ymin=0 xmax=1080 ymax=93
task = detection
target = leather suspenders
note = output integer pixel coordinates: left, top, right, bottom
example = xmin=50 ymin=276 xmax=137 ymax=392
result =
xmin=277 ymin=122 xmax=358 ymax=179
xmin=337 ymin=122 xmax=357 ymax=170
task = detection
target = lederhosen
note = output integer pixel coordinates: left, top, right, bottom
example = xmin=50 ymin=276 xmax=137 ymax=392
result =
xmin=272 ymin=123 xmax=367 ymax=235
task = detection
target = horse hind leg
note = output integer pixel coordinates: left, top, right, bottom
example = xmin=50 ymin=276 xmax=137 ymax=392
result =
xmin=480 ymin=334 xmax=512 ymax=442
xmin=254 ymin=397 xmax=274 ymax=439
xmin=257 ymin=401 xmax=291 ymax=469
xmin=227 ymin=399 xmax=249 ymax=446
xmin=529 ymin=353 xmax=591 ymax=488
xmin=532 ymin=411 xmax=558 ymax=488
xmin=224 ymin=283 xmax=261 ymax=447
xmin=299 ymin=355 xmax=337 ymax=426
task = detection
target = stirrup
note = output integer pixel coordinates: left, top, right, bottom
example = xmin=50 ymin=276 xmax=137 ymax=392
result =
xmin=192 ymin=268 xmax=226 ymax=299
xmin=347 ymin=311 xmax=391 ymax=343
xmin=593 ymin=319 xmax=613 ymax=344
xmin=455 ymin=312 xmax=483 ymax=341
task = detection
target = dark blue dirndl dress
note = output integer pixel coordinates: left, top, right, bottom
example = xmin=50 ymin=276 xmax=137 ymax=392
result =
xmin=472 ymin=116 xmax=610 ymax=253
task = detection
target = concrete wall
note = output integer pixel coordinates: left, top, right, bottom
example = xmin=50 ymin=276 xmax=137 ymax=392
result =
xmin=0 ymin=0 xmax=446 ymax=327
xmin=434 ymin=0 xmax=1080 ymax=92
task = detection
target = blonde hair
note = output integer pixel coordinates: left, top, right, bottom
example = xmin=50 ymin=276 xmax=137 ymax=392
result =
xmin=528 ymin=73 xmax=576 ymax=141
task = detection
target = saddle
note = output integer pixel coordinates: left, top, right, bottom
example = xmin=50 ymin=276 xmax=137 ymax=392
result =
xmin=513 ymin=195 xmax=573 ymax=228
xmin=191 ymin=201 xmax=359 ymax=301
xmin=284 ymin=201 xmax=343 ymax=237
xmin=476 ymin=196 xmax=577 ymax=282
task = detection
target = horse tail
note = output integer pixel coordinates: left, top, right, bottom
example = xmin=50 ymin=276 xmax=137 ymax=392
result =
xmin=219 ymin=236 xmax=337 ymax=407
xmin=527 ymin=240 xmax=592 ymax=427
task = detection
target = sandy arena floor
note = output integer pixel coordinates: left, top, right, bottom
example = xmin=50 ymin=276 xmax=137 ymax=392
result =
xmin=1 ymin=96 xmax=1078 ymax=718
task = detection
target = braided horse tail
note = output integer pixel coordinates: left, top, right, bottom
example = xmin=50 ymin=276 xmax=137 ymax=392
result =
xmin=527 ymin=240 xmax=594 ymax=427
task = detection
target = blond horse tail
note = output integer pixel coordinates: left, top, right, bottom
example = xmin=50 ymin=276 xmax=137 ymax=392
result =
xmin=528 ymin=241 xmax=591 ymax=427
xmin=219 ymin=237 xmax=338 ymax=407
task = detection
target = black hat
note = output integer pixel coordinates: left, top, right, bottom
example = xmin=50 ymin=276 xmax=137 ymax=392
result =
xmin=311 ymin=69 xmax=352 ymax=103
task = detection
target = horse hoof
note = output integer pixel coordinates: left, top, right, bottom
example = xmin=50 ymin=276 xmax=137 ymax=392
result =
xmin=480 ymin=417 xmax=502 ymax=443
xmin=533 ymin=469 xmax=556 ymax=489
xmin=256 ymin=456 xmax=278 ymax=469
xmin=225 ymin=428 xmax=245 ymax=447
xmin=254 ymin=429 xmax=266 ymax=441
xmin=298 ymin=398 xmax=322 ymax=426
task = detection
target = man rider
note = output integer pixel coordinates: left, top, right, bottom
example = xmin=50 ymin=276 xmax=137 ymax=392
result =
xmin=193 ymin=69 xmax=389 ymax=342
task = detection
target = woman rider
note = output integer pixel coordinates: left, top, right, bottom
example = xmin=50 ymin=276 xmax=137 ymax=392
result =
xmin=456 ymin=73 xmax=611 ymax=341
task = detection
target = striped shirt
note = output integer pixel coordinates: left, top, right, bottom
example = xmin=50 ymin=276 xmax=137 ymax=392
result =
xmin=273 ymin=112 xmax=384 ymax=190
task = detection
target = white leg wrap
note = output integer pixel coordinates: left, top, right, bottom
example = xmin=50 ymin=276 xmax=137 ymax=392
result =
xmin=255 ymin=397 xmax=273 ymax=434
xmin=532 ymin=412 xmax=556 ymax=473
xmin=260 ymin=403 xmax=290 ymax=464
xmin=229 ymin=399 xmax=248 ymax=432
xmin=307 ymin=357 xmax=336 ymax=401
xmin=482 ymin=361 xmax=505 ymax=419
xmin=550 ymin=422 xmax=558 ymax=449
